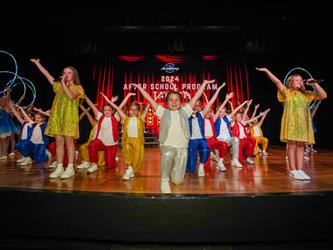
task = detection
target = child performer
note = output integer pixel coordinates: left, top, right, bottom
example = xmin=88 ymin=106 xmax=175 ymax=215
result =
xmin=232 ymin=109 xmax=267 ymax=164
xmin=214 ymin=99 xmax=249 ymax=168
xmin=30 ymin=59 xmax=84 ymax=179
xmin=251 ymin=108 xmax=270 ymax=155
xmin=256 ymin=67 xmax=327 ymax=180
xmin=84 ymin=95 xmax=120 ymax=173
xmin=13 ymin=105 xmax=49 ymax=165
xmin=9 ymin=103 xmax=33 ymax=163
xmin=187 ymin=83 xmax=226 ymax=176
xmin=204 ymin=92 xmax=234 ymax=171
xmin=130 ymin=80 xmax=214 ymax=194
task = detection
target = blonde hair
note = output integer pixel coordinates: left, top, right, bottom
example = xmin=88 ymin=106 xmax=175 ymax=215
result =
xmin=286 ymin=74 xmax=301 ymax=89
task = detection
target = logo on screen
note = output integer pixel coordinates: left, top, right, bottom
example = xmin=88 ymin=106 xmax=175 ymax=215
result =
xmin=161 ymin=63 xmax=180 ymax=74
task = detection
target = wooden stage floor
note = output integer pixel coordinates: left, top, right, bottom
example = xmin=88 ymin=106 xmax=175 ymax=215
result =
xmin=1 ymin=145 xmax=333 ymax=195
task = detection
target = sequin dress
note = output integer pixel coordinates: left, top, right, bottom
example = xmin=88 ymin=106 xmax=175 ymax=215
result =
xmin=278 ymin=87 xmax=316 ymax=144
xmin=45 ymin=81 xmax=84 ymax=139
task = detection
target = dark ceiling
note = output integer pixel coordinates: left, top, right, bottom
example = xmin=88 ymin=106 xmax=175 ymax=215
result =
xmin=1 ymin=1 xmax=330 ymax=55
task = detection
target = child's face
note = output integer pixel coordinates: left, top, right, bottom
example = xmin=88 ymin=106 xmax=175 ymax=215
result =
xmin=235 ymin=113 xmax=242 ymax=122
xmin=291 ymin=75 xmax=304 ymax=90
xmin=166 ymin=93 xmax=181 ymax=111
xmin=103 ymin=105 xmax=113 ymax=117
xmin=219 ymin=108 xmax=226 ymax=117
xmin=193 ymin=100 xmax=201 ymax=113
xmin=34 ymin=114 xmax=43 ymax=123
xmin=129 ymin=104 xmax=139 ymax=117
xmin=63 ymin=68 xmax=74 ymax=83
xmin=205 ymin=108 xmax=212 ymax=118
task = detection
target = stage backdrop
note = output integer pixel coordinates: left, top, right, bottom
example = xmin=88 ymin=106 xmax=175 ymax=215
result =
xmin=91 ymin=55 xmax=250 ymax=134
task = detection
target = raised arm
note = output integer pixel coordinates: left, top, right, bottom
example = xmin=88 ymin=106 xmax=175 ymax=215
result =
xmin=130 ymin=83 xmax=158 ymax=111
xmin=250 ymin=104 xmax=260 ymax=120
xmin=241 ymin=99 xmax=253 ymax=122
xmin=16 ymin=105 xmax=33 ymax=123
xmin=306 ymin=80 xmax=327 ymax=101
xmin=256 ymin=67 xmax=285 ymax=96
xmin=79 ymin=105 xmax=95 ymax=126
xmin=228 ymin=100 xmax=234 ymax=112
xmin=30 ymin=58 xmax=55 ymax=85
xmin=33 ymin=107 xmax=50 ymax=117
xmin=101 ymin=92 xmax=127 ymax=120
xmin=258 ymin=108 xmax=270 ymax=127
xmin=246 ymin=111 xmax=266 ymax=124
xmin=230 ymin=100 xmax=250 ymax=118
xmin=118 ymin=92 xmax=136 ymax=111
xmin=188 ymin=79 xmax=214 ymax=108
xmin=79 ymin=106 xmax=91 ymax=121
xmin=141 ymin=91 xmax=165 ymax=120
xmin=9 ymin=102 xmax=25 ymax=125
xmin=60 ymin=77 xmax=82 ymax=100
xmin=213 ymin=92 xmax=234 ymax=122
xmin=84 ymin=95 xmax=100 ymax=118
xmin=202 ymin=82 xmax=226 ymax=117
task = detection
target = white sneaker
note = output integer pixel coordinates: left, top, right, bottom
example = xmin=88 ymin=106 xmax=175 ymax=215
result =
xmin=0 ymin=155 xmax=7 ymax=160
xmin=122 ymin=167 xmax=134 ymax=180
xmin=8 ymin=152 xmax=15 ymax=157
xmin=246 ymin=157 xmax=255 ymax=164
xmin=48 ymin=161 xmax=57 ymax=169
xmin=16 ymin=157 xmax=26 ymax=163
xmin=161 ymin=181 xmax=172 ymax=194
xmin=231 ymin=159 xmax=243 ymax=168
xmin=304 ymin=155 xmax=310 ymax=160
xmin=77 ymin=161 xmax=90 ymax=169
xmin=115 ymin=156 xmax=119 ymax=162
xmin=198 ymin=164 xmax=205 ymax=177
xmin=311 ymin=149 xmax=317 ymax=153
xmin=60 ymin=165 xmax=75 ymax=179
xmin=87 ymin=163 xmax=98 ymax=173
xmin=289 ymin=170 xmax=304 ymax=180
xmin=18 ymin=157 xmax=32 ymax=165
xmin=285 ymin=156 xmax=288 ymax=160
xmin=297 ymin=170 xmax=311 ymax=180
xmin=216 ymin=159 xmax=227 ymax=171
xmin=49 ymin=165 xmax=64 ymax=178
xmin=262 ymin=151 xmax=268 ymax=156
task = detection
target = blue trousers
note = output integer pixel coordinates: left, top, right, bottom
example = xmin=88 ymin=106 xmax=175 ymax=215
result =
xmin=16 ymin=140 xmax=48 ymax=163
xmin=186 ymin=138 xmax=210 ymax=173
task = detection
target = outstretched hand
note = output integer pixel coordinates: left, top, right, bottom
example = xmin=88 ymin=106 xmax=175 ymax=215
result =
xmin=255 ymin=67 xmax=267 ymax=72
xmin=100 ymin=92 xmax=110 ymax=102
xmin=30 ymin=58 xmax=40 ymax=64
xmin=203 ymin=79 xmax=215 ymax=84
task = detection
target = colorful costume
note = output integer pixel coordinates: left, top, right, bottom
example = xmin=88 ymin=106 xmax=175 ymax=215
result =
xmin=251 ymin=124 xmax=268 ymax=155
xmin=88 ymin=112 xmax=119 ymax=169
xmin=46 ymin=81 xmax=84 ymax=138
xmin=186 ymin=112 xmax=210 ymax=173
xmin=79 ymin=123 xmax=105 ymax=167
xmin=278 ymin=87 xmax=316 ymax=144
xmin=232 ymin=122 xmax=255 ymax=161
xmin=155 ymin=104 xmax=192 ymax=185
xmin=121 ymin=116 xmax=145 ymax=173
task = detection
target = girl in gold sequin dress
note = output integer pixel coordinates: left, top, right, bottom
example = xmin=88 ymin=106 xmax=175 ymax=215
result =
xmin=256 ymin=67 xmax=327 ymax=181
xmin=30 ymin=59 xmax=84 ymax=179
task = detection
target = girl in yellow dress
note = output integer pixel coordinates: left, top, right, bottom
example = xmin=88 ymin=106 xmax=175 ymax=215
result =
xmin=256 ymin=67 xmax=327 ymax=181
xmin=30 ymin=59 xmax=84 ymax=179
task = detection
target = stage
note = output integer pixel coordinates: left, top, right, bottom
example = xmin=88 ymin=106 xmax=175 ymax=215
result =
xmin=0 ymin=145 xmax=333 ymax=249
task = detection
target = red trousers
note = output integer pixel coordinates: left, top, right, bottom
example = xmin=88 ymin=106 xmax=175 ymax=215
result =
xmin=238 ymin=138 xmax=256 ymax=161
xmin=88 ymin=139 xmax=117 ymax=169
xmin=204 ymin=137 xmax=228 ymax=168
